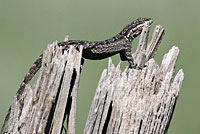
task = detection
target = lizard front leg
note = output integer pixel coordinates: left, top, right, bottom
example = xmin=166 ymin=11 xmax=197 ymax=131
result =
xmin=124 ymin=43 xmax=136 ymax=68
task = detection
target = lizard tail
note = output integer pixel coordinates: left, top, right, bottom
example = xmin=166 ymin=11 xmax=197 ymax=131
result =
xmin=1 ymin=54 xmax=43 ymax=131
xmin=16 ymin=54 xmax=43 ymax=100
xmin=15 ymin=41 xmax=68 ymax=100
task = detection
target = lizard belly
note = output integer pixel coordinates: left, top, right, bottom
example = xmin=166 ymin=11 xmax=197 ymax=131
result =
xmin=82 ymin=49 xmax=120 ymax=60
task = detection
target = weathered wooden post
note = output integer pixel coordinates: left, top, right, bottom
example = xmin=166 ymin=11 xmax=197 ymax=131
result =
xmin=1 ymin=38 xmax=84 ymax=134
xmin=84 ymin=25 xmax=184 ymax=134
xmin=1 ymin=23 xmax=184 ymax=134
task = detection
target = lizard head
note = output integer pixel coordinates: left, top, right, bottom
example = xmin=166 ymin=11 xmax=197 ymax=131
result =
xmin=122 ymin=18 xmax=153 ymax=41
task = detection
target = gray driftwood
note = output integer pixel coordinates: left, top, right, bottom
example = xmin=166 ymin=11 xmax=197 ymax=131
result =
xmin=1 ymin=38 xmax=84 ymax=134
xmin=84 ymin=25 xmax=184 ymax=134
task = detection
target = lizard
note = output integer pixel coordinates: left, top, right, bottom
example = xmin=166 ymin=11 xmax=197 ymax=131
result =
xmin=17 ymin=17 xmax=153 ymax=99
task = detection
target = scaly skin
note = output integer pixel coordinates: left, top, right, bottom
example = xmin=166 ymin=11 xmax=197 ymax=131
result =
xmin=17 ymin=17 xmax=153 ymax=99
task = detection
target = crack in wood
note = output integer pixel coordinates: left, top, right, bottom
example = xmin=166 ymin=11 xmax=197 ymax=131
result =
xmin=84 ymin=25 xmax=184 ymax=134
xmin=102 ymin=101 xmax=113 ymax=134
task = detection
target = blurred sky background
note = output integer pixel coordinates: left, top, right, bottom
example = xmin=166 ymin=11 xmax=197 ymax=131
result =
xmin=0 ymin=0 xmax=199 ymax=133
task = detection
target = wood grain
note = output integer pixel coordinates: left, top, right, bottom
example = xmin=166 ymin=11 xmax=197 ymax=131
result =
xmin=1 ymin=40 xmax=83 ymax=134
xmin=84 ymin=24 xmax=184 ymax=134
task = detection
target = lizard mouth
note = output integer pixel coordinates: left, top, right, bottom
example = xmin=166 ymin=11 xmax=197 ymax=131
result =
xmin=146 ymin=18 xmax=153 ymax=25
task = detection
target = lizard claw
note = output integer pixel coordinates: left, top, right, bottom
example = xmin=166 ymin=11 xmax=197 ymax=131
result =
xmin=129 ymin=64 xmax=137 ymax=69
xmin=129 ymin=64 xmax=145 ymax=70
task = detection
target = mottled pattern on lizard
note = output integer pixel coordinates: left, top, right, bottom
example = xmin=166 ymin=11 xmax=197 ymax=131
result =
xmin=17 ymin=17 xmax=153 ymax=99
